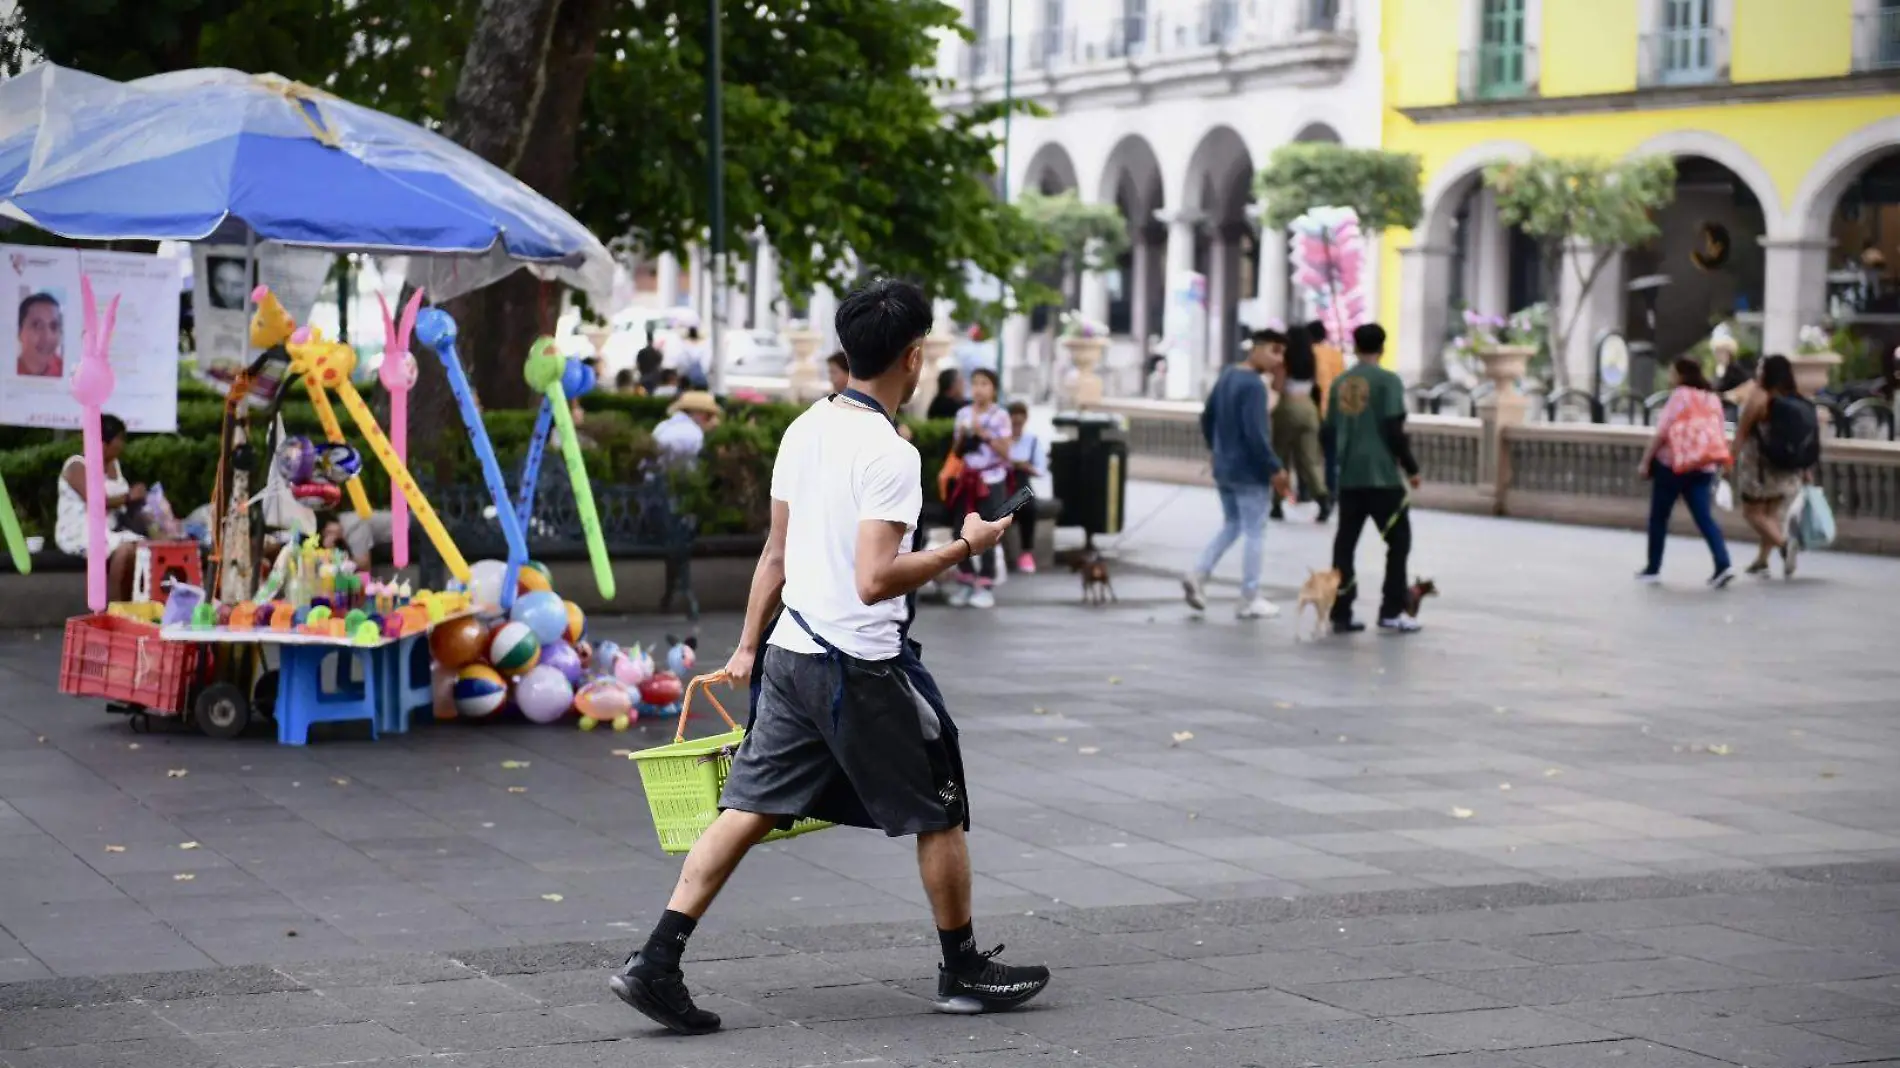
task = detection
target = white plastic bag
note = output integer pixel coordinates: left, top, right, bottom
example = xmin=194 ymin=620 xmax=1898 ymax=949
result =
xmin=1714 ymin=478 xmax=1734 ymax=512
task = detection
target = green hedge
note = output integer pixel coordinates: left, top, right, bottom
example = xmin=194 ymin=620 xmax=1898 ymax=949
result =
xmin=0 ymin=392 xmax=956 ymax=541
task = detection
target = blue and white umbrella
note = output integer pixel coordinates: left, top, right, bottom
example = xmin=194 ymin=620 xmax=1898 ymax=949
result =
xmin=0 ymin=64 xmax=613 ymax=304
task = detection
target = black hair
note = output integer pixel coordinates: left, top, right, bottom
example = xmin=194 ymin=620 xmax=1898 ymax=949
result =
xmin=614 ymin=368 xmax=636 ymax=389
xmin=1283 ymin=326 xmax=1317 ymax=381
xmin=1758 ymin=353 xmax=1797 ymax=395
xmin=685 ymin=326 xmax=701 ymax=341
xmin=1006 ymin=399 xmax=1029 ymax=417
xmin=1352 ymin=323 xmax=1387 ymax=356
xmin=1252 ymin=328 xmax=1287 ymax=347
xmin=658 ymin=368 xmax=680 ymax=385
xmin=825 ymin=351 xmax=849 ymax=373
xmin=1306 ymin=320 xmax=1329 ymax=343
xmin=1673 ymin=357 xmax=1713 ymax=391
xmin=100 ymin=414 xmax=126 ymax=442
xmin=18 ymin=292 xmax=58 ymax=330
xmin=835 ymin=278 xmax=932 ymax=380
xmin=936 ymin=367 xmax=961 ymax=394
xmin=969 ymin=366 xmax=999 ymax=391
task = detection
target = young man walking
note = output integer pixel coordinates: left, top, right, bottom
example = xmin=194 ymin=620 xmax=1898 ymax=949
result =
xmin=1183 ymin=328 xmax=1293 ymax=620
xmin=611 ymin=279 xmax=1049 ymax=1035
xmin=1325 ymin=324 xmax=1422 ymax=634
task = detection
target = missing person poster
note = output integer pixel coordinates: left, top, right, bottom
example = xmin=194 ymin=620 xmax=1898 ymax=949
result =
xmin=0 ymin=244 xmax=182 ymax=431
xmin=192 ymin=243 xmax=330 ymax=384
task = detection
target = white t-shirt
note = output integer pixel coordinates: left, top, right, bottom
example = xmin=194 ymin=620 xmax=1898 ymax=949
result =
xmin=767 ymin=397 xmax=923 ymax=662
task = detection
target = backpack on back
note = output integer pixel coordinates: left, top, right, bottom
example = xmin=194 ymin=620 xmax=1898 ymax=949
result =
xmin=1758 ymin=394 xmax=1820 ymax=471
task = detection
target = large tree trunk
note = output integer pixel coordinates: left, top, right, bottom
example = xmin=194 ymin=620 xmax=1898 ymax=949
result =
xmin=412 ymin=0 xmax=609 ymax=480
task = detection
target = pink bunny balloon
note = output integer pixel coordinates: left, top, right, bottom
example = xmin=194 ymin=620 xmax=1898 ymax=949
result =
xmin=377 ymin=289 xmax=425 ymax=569
xmin=71 ymin=274 xmax=121 ymax=612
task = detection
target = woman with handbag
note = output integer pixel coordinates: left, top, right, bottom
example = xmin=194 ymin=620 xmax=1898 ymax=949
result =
xmin=1636 ymin=358 xmax=1735 ymax=587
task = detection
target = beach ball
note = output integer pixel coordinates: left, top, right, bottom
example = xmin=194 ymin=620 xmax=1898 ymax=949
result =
xmin=429 ymin=615 xmax=488 ymax=670
xmin=563 ymin=601 xmax=585 ymax=643
xmin=639 ymin=671 xmax=684 ymax=708
xmin=511 ymin=590 xmax=568 ymax=645
xmin=514 ymin=665 xmax=574 ymax=725
xmin=517 ymin=561 xmax=552 ymax=595
xmin=489 ymin=621 xmax=541 ymax=675
xmin=467 ymin=559 xmax=509 ymax=609
xmin=453 ymin=665 xmax=508 ymax=718
xmin=539 ymin=640 xmax=585 ymax=685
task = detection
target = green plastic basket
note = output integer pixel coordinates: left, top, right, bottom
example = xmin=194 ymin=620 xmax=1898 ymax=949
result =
xmin=630 ymin=673 xmax=832 ymax=854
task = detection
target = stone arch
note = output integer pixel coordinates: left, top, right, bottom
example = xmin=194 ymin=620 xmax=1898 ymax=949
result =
xmin=1417 ymin=139 xmax=1537 ymax=250
xmin=1180 ymin=125 xmax=1255 ymax=221
xmin=1019 ymin=140 xmax=1080 ymax=197
xmin=1631 ymin=130 xmax=1785 ymax=235
xmin=1097 ymin=133 xmax=1167 ymax=211
xmin=1790 ymin=115 xmax=1900 ymax=237
xmin=1098 ymin=134 xmax=1168 ymax=342
xmin=1292 ymin=121 xmax=1343 ymax=144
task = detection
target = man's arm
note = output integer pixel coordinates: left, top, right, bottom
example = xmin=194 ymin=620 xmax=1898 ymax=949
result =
xmin=1237 ymin=376 xmax=1282 ymax=479
xmin=1200 ymin=393 xmax=1216 ymax=449
xmin=855 ymin=518 xmax=1004 ymax=604
xmin=1380 ymin=414 xmax=1421 ymax=479
xmin=721 ymin=498 xmax=790 ymax=685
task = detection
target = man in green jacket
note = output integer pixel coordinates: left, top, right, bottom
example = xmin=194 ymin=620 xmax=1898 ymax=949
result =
xmin=1325 ymin=324 xmax=1421 ymax=634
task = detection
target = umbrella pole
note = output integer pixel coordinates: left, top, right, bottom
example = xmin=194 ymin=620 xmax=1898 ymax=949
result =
xmin=707 ymin=0 xmax=726 ymax=394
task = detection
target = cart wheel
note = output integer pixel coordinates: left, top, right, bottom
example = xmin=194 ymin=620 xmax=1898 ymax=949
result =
xmin=130 ymin=710 xmax=150 ymax=733
xmin=194 ymin=682 xmax=250 ymax=739
xmin=251 ymin=670 xmax=280 ymax=720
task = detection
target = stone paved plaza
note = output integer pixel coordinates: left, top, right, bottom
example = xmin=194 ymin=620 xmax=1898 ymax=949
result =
xmin=2 ymin=483 xmax=1899 ymax=1067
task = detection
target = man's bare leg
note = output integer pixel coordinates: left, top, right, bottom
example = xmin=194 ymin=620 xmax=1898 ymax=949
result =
xmin=612 ymin=810 xmax=776 ymax=1035
xmin=918 ymin=825 xmax=1050 ymax=1014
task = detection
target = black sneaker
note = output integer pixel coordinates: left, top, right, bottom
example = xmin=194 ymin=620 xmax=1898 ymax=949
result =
xmin=1269 ymin=502 xmax=1286 ymax=521
xmin=934 ymin=945 xmax=1050 ymax=1014
xmin=610 ymin=953 xmax=721 ymax=1036
xmin=1332 ymin=619 xmax=1366 ymax=634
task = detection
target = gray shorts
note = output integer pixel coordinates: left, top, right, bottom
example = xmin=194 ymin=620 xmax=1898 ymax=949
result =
xmin=719 ymin=646 xmax=965 ymax=837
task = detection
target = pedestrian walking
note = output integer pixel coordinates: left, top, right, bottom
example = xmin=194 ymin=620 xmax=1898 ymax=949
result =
xmin=1325 ymin=324 xmax=1421 ymax=634
xmin=1309 ymin=320 xmax=1346 ymax=500
xmin=1636 ymin=358 xmax=1735 ymax=587
xmin=1181 ymin=329 xmax=1292 ymax=620
xmin=1006 ymin=400 xmax=1046 ymax=574
xmin=945 ymin=368 xmax=1013 ymax=608
xmin=610 ymin=280 xmax=1047 ymax=1036
xmin=1732 ymin=354 xmax=1817 ymax=578
xmin=1270 ymin=327 xmax=1331 ymax=523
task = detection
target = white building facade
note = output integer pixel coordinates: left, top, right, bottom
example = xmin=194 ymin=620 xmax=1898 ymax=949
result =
xmin=933 ymin=0 xmax=1387 ymax=397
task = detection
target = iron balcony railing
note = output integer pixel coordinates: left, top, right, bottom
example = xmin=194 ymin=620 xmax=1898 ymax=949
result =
xmin=1637 ymin=25 xmax=1727 ymax=88
xmin=1855 ymin=8 xmax=1900 ymax=72
xmin=1458 ymin=41 xmax=1536 ymax=101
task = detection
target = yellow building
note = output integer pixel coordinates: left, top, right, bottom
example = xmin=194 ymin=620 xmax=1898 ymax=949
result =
xmin=1380 ymin=0 xmax=1900 ymax=387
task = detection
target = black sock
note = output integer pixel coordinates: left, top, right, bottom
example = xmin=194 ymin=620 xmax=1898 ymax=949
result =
xmin=939 ymin=922 xmax=981 ymax=972
xmin=634 ymin=910 xmax=697 ymax=973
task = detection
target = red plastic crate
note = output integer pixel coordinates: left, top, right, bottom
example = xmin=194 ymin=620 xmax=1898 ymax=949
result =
xmin=59 ymin=613 xmax=196 ymax=713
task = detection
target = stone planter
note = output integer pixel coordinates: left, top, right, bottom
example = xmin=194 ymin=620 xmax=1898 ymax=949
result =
xmin=1790 ymin=351 xmax=1842 ymax=399
xmin=786 ymin=328 xmax=825 ymax=401
xmin=1474 ymin=344 xmax=1536 ymax=397
xmin=583 ymin=326 xmax=611 ymax=361
xmin=910 ymin=333 xmax=957 ymax=416
xmin=1061 ymin=335 xmax=1108 ymax=407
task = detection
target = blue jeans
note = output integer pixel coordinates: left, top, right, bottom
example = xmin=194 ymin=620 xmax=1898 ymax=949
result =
xmin=1646 ymin=466 xmax=1731 ymax=575
xmin=1195 ymin=482 xmax=1271 ymax=597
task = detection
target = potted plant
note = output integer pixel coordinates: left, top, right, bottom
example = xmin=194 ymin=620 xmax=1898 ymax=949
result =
xmin=1059 ymin=311 xmax=1110 ymax=406
xmin=1791 ymin=324 xmax=1842 ymax=398
xmin=1455 ymin=306 xmax=1543 ymax=397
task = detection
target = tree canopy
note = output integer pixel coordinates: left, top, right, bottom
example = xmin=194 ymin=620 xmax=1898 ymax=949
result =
xmin=1014 ymin=189 xmax=1126 ymax=312
xmin=1484 ymin=153 xmax=1676 ymax=388
xmin=1254 ymin=143 xmax=1423 ymax=233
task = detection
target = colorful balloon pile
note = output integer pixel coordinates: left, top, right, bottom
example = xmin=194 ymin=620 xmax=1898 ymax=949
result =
xmin=428 ymin=560 xmax=695 ymax=730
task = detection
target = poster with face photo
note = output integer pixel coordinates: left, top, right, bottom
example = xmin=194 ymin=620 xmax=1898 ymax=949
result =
xmin=0 ymin=244 xmax=182 ymax=430
xmin=192 ymin=243 xmax=331 ymax=385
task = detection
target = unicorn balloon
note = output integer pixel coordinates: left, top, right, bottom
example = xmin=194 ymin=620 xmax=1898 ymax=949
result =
xmin=1288 ymin=207 xmax=1370 ymax=349
xmin=377 ymin=290 xmax=425 ymax=569
xmin=71 ymin=275 xmax=121 ymax=611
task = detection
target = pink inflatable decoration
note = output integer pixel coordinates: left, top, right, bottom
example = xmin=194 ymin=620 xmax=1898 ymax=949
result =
xmin=71 ymin=274 xmax=121 ymax=612
xmin=1289 ymin=207 xmax=1370 ymax=351
xmin=377 ymin=290 xmax=425 ymax=569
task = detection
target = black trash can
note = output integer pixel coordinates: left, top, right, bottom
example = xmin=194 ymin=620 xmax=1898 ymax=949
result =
xmin=1049 ymin=411 xmax=1127 ymax=547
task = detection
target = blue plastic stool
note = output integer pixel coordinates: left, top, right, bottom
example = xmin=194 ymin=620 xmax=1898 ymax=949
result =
xmin=275 ymin=644 xmax=381 ymax=745
xmin=374 ymin=634 xmax=433 ymax=735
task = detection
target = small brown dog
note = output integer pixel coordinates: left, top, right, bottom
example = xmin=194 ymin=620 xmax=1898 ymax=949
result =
xmin=1296 ymin=568 xmax=1342 ymax=640
xmin=1405 ymin=578 xmax=1438 ymax=618
xmin=1072 ymin=550 xmax=1117 ymax=606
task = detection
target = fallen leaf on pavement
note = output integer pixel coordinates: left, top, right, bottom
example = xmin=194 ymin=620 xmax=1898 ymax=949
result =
xmin=174 ymin=873 xmax=195 ymax=881
xmin=1032 ymin=706 xmax=1048 ymax=715
xmin=1274 ymin=701 xmax=1294 ymax=709
xmin=1706 ymin=744 xmax=1732 ymax=756
xmin=1171 ymin=731 xmax=1195 ymax=745
xmin=1451 ymin=807 xmax=1475 ymax=819
xmin=507 ymin=786 xmax=527 ymax=794
xmin=166 ymin=769 xmax=188 ymax=778
xmin=541 ymin=893 xmax=564 ymax=902
xmin=1498 ymin=783 xmax=1512 ymax=791
xmin=1053 ymin=736 xmax=1068 ymax=743
xmin=179 ymin=842 xmax=200 ymax=850
xmin=1543 ymin=768 xmax=1562 ymax=778
xmin=501 ymin=760 xmax=531 ymax=769
xmin=1107 ymin=676 xmax=1122 ymax=685
xmin=610 ymin=749 xmax=634 ymax=757
xmin=1078 ymin=747 xmax=1100 ymax=755
xmin=128 ymin=743 xmax=140 ymax=750
xmin=1820 ymin=771 xmax=1838 ymax=779
xmin=331 ymin=778 xmax=350 ymax=786
xmin=104 ymin=845 xmax=125 ymax=853
xmin=1492 ymin=706 xmax=1508 ymax=714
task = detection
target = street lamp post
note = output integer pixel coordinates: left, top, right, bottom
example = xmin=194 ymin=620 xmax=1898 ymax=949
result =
xmin=995 ymin=0 xmax=1014 ymax=377
xmin=707 ymin=0 xmax=726 ymax=392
